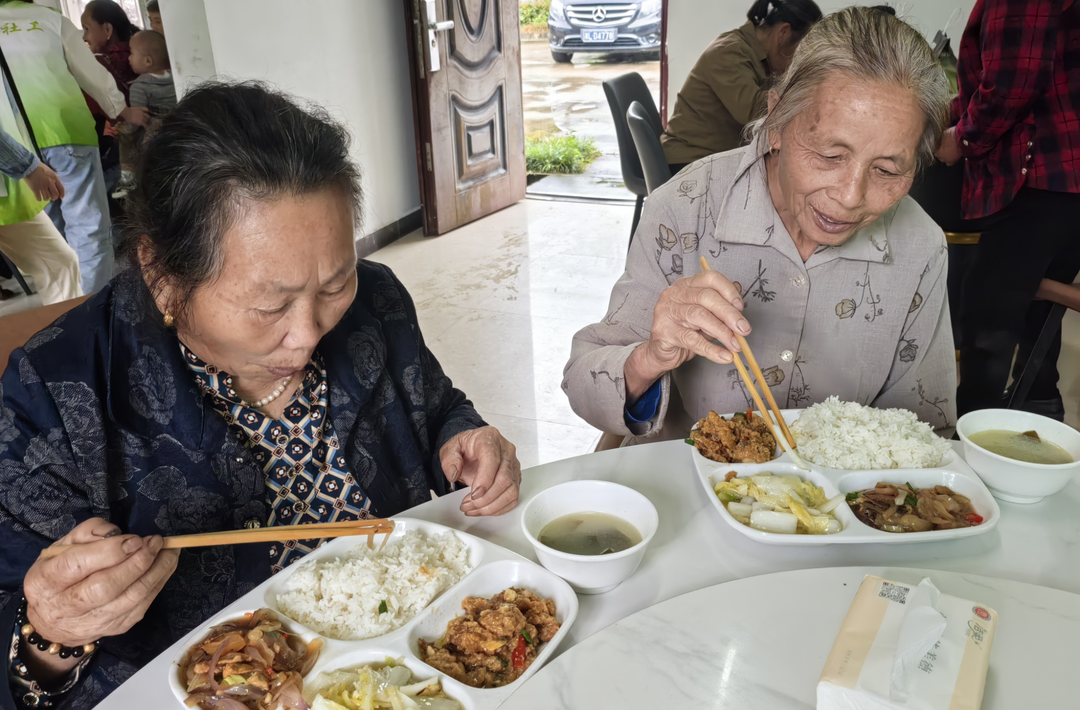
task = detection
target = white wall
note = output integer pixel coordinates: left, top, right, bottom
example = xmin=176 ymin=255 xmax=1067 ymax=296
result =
xmin=159 ymin=0 xmax=217 ymax=96
xmin=159 ymin=0 xmax=420 ymax=236
xmin=665 ymin=0 xmax=974 ymax=119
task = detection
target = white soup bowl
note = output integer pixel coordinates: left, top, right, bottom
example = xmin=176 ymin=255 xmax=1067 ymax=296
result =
xmin=520 ymin=480 xmax=658 ymax=594
xmin=957 ymin=409 xmax=1080 ymax=504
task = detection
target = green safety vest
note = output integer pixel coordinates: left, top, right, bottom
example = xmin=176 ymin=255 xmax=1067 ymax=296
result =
xmin=0 ymin=2 xmax=99 ymax=224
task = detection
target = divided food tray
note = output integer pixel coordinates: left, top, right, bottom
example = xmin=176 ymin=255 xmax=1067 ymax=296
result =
xmin=692 ymin=409 xmax=1001 ymax=546
xmin=168 ymin=517 xmax=579 ymax=710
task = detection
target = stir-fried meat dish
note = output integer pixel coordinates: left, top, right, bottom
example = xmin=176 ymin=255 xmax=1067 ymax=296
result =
xmin=179 ymin=608 xmax=322 ymax=709
xmin=847 ymin=482 xmax=984 ymax=532
xmin=691 ymin=410 xmax=777 ymax=464
xmin=418 ymin=588 xmax=560 ymax=689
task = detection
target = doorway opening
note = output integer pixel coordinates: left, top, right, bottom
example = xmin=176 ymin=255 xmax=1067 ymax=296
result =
xmin=519 ymin=1 xmax=662 ymax=202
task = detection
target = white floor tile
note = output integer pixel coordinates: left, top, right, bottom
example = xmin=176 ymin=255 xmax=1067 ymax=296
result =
xmin=473 ymin=252 xmax=624 ymax=325
xmin=429 ymin=309 xmax=588 ymax=427
xmin=476 ymin=410 xmax=600 ymax=470
xmin=413 ymin=303 xmax=475 ymax=342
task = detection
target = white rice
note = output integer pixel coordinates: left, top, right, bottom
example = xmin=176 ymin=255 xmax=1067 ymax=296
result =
xmin=275 ymin=528 xmax=472 ymax=640
xmin=789 ymin=397 xmax=951 ymax=470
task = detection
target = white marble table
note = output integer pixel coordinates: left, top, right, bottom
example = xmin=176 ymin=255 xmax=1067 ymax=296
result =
xmin=498 ymin=566 xmax=1080 ymax=709
xmin=98 ymin=441 xmax=1080 ymax=708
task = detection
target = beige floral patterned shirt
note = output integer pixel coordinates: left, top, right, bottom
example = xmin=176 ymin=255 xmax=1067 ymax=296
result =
xmin=563 ymin=141 xmax=957 ymax=444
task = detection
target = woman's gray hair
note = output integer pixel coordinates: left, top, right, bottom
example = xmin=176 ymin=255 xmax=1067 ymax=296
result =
xmin=748 ymin=6 xmax=950 ymax=171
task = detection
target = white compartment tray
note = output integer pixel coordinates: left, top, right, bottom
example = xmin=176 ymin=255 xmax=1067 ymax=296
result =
xmin=168 ymin=517 xmax=579 ymax=710
xmin=691 ymin=410 xmax=1001 ymax=545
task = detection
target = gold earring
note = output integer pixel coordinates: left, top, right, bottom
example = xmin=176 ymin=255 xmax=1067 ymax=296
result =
xmin=163 ymin=311 xmax=174 ymax=328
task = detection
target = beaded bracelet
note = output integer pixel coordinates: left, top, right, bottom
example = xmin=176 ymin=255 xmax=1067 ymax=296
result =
xmin=16 ymin=599 xmax=98 ymax=660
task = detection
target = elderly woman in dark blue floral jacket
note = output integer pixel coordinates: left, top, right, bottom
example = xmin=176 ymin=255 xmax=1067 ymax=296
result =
xmin=0 ymin=82 xmax=522 ymax=709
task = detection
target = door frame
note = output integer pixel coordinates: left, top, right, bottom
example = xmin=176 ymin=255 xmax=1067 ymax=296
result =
xmin=404 ymin=0 xmax=672 ymax=233
xmin=402 ymin=0 xmax=438 ymax=236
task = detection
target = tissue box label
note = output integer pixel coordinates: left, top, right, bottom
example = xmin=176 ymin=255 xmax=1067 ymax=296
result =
xmin=819 ymin=576 xmax=998 ymax=710
xmin=819 ymin=577 xmax=896 ymax=689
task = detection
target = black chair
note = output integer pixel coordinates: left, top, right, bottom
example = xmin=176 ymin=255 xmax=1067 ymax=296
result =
xmin=627 ymin=101 xmax=672 ymax=196
xmin=0 ymin=249 xmax=32 ymax=297
xmin=602 ymin=73 xmax=663 ymax=247
xmin=1007 ymin=277 xmax=1080 ymax=413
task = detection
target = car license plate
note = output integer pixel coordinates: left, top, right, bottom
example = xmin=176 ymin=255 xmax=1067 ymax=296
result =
xmin=581 ymin=29 xmax=616 ymax=43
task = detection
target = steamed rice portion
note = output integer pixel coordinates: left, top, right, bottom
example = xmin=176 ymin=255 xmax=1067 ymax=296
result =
xmin=276 ymin=529 xmax=472 ymax=640
xmin=790 ymin=397 xmax=951 ymax=470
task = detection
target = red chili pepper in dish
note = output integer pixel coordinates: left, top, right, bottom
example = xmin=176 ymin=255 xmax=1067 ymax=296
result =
xmin=511 ymin=635 xmax=526 ymax=670
xmin=967 ymin=513 xmax=984 ymax=525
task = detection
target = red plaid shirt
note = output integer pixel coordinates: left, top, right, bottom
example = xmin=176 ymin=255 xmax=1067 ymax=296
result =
xmin=952 ymin=0 xmax=1080 ymax=219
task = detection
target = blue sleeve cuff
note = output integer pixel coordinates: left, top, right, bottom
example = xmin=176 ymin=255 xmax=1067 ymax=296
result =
xmin=625 ymin=379 xmax=661 ymax=424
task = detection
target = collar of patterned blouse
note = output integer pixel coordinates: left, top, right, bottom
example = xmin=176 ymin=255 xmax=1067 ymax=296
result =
xmin=711 ymin=136 xmax=896 ymax=269
xmin=102 ymin=271 xmax=376 ymax=451
xmin=179 ymin=341 xmax=320 ymax=412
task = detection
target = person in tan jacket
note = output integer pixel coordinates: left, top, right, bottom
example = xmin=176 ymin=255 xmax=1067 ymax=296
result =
xmin=661 ymin=0 xmax=822 ymax=173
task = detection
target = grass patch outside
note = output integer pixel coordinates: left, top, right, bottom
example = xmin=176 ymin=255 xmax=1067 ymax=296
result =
xmin=525 ymin=133 xmax=602 ymax=174
xmin=519 ymin=0 xmax=550 ymax=26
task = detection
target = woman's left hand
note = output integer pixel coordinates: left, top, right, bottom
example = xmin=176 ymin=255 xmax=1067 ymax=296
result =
xmin=439 ymin=426 xmax=522 ymax=516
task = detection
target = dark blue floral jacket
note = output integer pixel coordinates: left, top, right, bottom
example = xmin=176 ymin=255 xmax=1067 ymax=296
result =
xmin=0 ymin=262 xmax=484 ymax=708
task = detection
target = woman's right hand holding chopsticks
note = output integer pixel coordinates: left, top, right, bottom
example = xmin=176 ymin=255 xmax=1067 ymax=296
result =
xmin=624 ymin=268 xmax=751 ymax=401
xmin=22 ymin=518 xmax=178 ymax=682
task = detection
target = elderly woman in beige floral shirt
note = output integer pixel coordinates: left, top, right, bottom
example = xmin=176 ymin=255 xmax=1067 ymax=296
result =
xmin=564 ymin=7 xmax=956 ymax=445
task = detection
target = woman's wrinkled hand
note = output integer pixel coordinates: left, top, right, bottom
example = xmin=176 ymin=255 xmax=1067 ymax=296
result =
xmin=936 ymin=126 xmax=962 ymax=166
xmin=119 ymin=106 xmax=150 ymax=127
xmin=24 ymin=518 xmax=179 ymax=650
xmin=439 ymin=426 xmax=522 ymax=517
xmin=625 ymin=269 xmax=749 ymax=398
xmin=24 ymin=163 xmax=65 ymax=202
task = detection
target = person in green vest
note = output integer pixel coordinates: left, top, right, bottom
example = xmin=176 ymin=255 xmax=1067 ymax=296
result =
xmin=0 ymin=0 xmax=143 ymax=295
xmin=0 ymin=120 xmax=81 ymax=306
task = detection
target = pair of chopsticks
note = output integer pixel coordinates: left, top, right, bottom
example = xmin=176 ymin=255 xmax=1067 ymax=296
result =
xmin=698 ymin=257 xmax=805 ymax=466
xmin=38 ymin=518 xmax=396 ymax=560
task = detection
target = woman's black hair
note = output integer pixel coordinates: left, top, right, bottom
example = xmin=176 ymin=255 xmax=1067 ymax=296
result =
xmin=119 ymin=81 xmax=363 ymax=324
xmin=870 ymin=5 xmax=897 ymax=16
xmin=85 ymin=0 xmax=137 ymax=43
xmin=747 ymin=0 xmax=823 ymax=36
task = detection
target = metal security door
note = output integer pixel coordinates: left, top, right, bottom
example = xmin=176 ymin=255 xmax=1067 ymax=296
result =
xmin=404 ymin=0 xmax=526 ymax=235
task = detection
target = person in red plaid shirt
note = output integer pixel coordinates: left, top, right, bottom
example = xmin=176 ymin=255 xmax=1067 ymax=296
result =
xmin=937 ymin=0 xmax=1080 ymax=419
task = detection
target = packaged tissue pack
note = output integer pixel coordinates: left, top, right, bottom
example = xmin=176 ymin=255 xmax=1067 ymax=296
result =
xmin=817 ymin=576 xmax=998 ymax=710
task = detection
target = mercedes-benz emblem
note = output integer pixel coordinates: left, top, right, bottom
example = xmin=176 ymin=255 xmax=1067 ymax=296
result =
xmin=592 ymin=6 xmax=607 ymax=21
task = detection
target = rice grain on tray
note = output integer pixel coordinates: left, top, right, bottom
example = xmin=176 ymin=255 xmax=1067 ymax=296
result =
xmin=276 ymin=529 xmax=472 ymax=640
xmin=789 ymin=397 xmax=950 ymax=470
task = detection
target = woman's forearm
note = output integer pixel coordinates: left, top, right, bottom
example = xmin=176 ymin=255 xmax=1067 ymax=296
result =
xmin=623 ymin=343 xmax=665 ymax=404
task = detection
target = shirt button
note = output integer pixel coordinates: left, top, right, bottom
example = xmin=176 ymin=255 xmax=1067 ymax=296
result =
xmin=244 ymin=519 xmax=261 ymax=529
xmin=234 ymin=457 xmax=243 ymax=463
xmin=1028 ymin=141 xmax=1033 ymax=147
xmin=1022 ymin=168 xmax=1028 ymax=175
xmin=780 ymin=350 xmax=794 ymax=362
xmin=790 ymin=275 xmax=806 ymax=287
xmin=962 ymin=139 xmax=969 ymax=146
xmin=276 ymin=435 xmax=289 ymax=445
xmin=1026 ymin=154 xmax=1031 ymax=161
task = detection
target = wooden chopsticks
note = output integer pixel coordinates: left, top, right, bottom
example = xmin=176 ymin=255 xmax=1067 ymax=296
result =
xmin=38 ymin=518 xmax=396 ymax=560
xmin=699 ymin=256 xmax=797 ymax=451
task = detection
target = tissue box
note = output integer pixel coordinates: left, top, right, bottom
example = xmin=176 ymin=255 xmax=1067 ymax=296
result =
xmin=818 ymin=576 xmax=997 ymax=710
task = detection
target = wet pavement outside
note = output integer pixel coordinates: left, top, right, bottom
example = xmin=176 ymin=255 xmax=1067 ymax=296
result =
xmin=522 ymin=39 xmax=660 ymax=202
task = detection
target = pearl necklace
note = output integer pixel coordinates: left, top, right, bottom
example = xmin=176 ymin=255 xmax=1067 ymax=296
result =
xmin=227 ymin=374 xmax=294 ymax=409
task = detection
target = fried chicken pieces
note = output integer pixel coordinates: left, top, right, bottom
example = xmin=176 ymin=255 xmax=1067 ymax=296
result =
xmin=419 ymin=588 xmax=560 ymax=688
xmin=691 ymin=410 xmax=778 ymax=463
